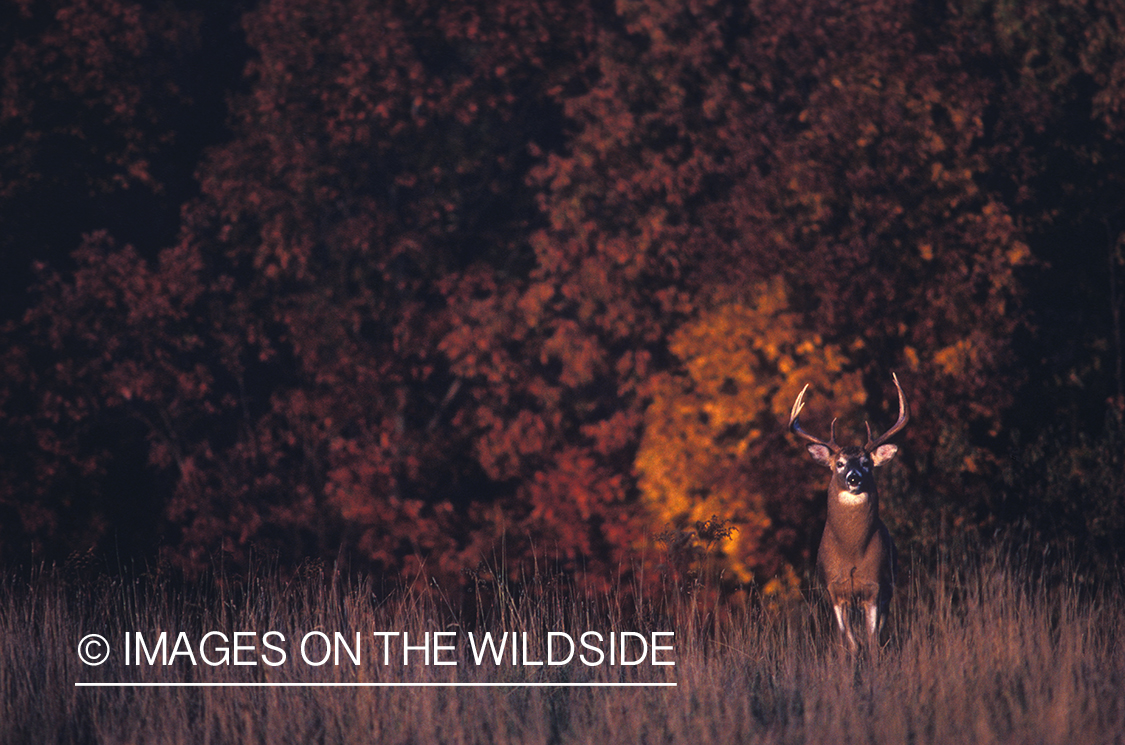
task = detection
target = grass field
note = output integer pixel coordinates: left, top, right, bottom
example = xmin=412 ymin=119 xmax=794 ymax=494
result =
xmin=4 ymin=547 xmax=1123 ymax=744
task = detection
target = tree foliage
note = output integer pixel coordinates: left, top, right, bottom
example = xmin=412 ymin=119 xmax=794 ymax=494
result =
xmin=637 ymin=280 xmax=866 ymax=592
xmin=2 ymin=0 xmax=1124 ymax=586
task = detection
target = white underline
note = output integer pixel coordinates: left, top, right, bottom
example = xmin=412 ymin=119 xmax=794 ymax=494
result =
xmin=76 ymin=681 xmax=676 ymax=688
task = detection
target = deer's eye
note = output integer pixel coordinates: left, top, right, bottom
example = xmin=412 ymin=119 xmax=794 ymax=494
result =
xmin=836 ymin=461 xmax=845 ymax=469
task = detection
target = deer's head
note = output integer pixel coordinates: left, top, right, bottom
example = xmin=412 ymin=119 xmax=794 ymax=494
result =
xmin=788 ymin=374 xmax=909 ymax=502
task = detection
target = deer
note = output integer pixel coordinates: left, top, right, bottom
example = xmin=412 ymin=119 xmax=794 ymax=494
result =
xmin=788 ymin=373 xmax=908 ymax=652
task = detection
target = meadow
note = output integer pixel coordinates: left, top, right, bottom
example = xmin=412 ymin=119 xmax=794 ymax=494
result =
xmin=4 ymin=546 xmax=1123 ymax=745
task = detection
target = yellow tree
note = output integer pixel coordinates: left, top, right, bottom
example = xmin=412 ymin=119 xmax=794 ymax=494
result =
xmin=637 ymin=280 xmax=867 ymax=592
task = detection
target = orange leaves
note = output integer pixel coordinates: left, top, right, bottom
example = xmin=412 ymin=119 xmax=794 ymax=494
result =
xmin=475 ymin=409 xmax=551 ymax=481
xmin=9 ymin=0 xmax=1125 ymax=584
xmin=541 ymin=321 xmax=603 ymax=389
xmin=933 ymin=337 xmax=985 ymax=380
xmin=636 ymin=280 xmax=864 ymax=582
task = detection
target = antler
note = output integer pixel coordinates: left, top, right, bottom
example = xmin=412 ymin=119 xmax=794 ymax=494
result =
xmin=789 ymin=383 xmax=839 ymax=452
xmin=865 ymin=373 xmax=909 ymax=451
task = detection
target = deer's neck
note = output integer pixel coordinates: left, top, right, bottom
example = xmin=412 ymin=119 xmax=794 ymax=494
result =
xmin=826 ymin=489 xmax=881 ymax=542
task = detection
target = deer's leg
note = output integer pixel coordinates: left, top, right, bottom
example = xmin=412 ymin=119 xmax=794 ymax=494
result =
xmin=833 ymin=602 xmax=857 ymax=651
xmin=863 ymin=601 xmax=880 ymax=645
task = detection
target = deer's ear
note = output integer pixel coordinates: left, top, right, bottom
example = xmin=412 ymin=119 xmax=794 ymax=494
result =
xmin=806 ymin=444 xmax=833 ymax=467
xmin=871 ymin=444 xmax=898 ymax=466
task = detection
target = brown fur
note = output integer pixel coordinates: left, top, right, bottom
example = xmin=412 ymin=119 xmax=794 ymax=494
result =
xmin=816 ymin=455 xmax=896 ymax=650
xmin=789 ymin=376 xmax=908 ymax=651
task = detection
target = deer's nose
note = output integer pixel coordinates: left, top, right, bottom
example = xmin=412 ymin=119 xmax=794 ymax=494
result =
xmin=845 ymin=470 xmax=863 ymax=488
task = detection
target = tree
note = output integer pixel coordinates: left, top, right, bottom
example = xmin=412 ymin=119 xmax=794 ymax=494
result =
xmin=953 ymin=0 xmax=1125 ymax=571
xmin=637 ymin=280 xmax=866 ymax=593
xmin=0 ymin=0 xmax=240 ymax=320
xmin=0 ymin=0 xmax=240 ymax=562
xmin=447 ymin=0 xmax=1030 ymax=587
xmin=7 ymin=0 xmax=1125 ymax=587
xmin=2 ymin=0 xmax=598 ymax=576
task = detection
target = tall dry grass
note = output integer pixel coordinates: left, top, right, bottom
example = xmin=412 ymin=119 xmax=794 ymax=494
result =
xmin=3 ymin=547 xmax=1123 ymax=744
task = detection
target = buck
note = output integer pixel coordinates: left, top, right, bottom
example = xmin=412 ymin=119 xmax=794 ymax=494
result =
xmin=788 ymin=374 xmax=908 ymax=651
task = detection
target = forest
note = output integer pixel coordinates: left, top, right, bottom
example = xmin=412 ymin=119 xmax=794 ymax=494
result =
xmin=2 ymin=0 xmax=1124 ymax=591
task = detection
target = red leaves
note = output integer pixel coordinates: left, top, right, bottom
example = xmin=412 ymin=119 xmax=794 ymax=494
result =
xmin=5 ymin=0 xmax=1124 ymax=585
xmin=1 ymin=0 xmax=191 ymax=198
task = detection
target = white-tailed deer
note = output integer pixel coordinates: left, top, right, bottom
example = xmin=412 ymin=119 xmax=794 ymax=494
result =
xmin=789 ymin=374 xmax=908 ymax=651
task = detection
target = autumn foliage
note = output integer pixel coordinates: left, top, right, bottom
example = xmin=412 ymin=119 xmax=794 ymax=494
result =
xmin=2 ymin=0 xmax=1124 ymax=588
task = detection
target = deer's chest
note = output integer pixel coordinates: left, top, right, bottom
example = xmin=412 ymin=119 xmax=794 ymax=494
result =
xmin=837 ymin=490 xmax=869 ymax=506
